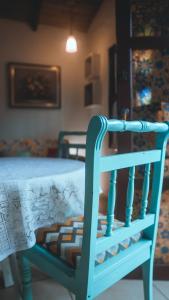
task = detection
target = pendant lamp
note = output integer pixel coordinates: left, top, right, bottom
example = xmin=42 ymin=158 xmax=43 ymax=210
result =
xmin=66 ymin=35 xmax=78 ymax=53
xmin=65 ymin=2 xmax=78 ymax=53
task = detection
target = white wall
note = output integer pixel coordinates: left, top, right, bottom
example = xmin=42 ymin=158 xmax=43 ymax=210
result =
xmin=0 ymin=1 xmax=116 ymax=191
xmin=87 ymin=0 xmax=116 ymax=118
xmin=0 ymin=0 xmax=116 ymax=150
xmin=87 ymin=0 xmax=116 ymax=193
xmin=0 ymin=19 xmax=88 ymax=139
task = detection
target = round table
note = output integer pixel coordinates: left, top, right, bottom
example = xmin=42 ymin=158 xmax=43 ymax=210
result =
xmin=0 ymin=157 xmax=85 ymax=261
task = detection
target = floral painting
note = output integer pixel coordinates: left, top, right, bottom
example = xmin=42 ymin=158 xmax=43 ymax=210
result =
xmin=8 ymin=63 xmax=61 ymax=108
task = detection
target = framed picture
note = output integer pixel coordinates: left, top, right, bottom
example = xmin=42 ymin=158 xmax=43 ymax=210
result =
xmin=84 ymin=53 xmax=100 ymax=80
xmin=84 ymin=80 xmax=101 ymax=107
xmin=84 ymin=82 xmax=93 ymax=106
xmin=8 ymin=62 xmax=61 ymax=108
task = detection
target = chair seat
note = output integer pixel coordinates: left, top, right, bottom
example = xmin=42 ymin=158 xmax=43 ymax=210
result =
xmin=36 ymin=215 xmax=142 ymax=269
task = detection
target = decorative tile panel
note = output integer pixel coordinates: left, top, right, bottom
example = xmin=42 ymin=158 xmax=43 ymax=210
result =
xmin=131 ymin=0 xmax=169 ymax=37
xmin=132 ymin=49 xmax=169 ymax=107
xmin=134 ymin=188 xmax=169 ymax=264
xmin=0 ymin=139 xmax=58 ymax=157
xmin=155 ymin=190 xmax=169 ymax=264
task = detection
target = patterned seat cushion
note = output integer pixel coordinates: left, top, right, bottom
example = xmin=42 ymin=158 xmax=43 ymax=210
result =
xmin=36 ymin=215 xmax=141 ymax=268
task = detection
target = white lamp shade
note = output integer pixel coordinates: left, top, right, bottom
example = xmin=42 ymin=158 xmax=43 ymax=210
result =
xmin=66 ymin=35 xmax=78 ymax=53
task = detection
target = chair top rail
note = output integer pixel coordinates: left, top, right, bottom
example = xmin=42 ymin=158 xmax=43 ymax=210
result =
xmin=100 ymin=149 xmax=161 ymax=173
xmin=107 ymin=119 xmax=169 ymax=133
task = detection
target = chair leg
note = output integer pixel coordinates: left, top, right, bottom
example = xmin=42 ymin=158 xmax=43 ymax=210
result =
xmin=142 ymin=259 xmax=153 ymax=300
xmin=19 ymin=255 xmax=32 ymax=300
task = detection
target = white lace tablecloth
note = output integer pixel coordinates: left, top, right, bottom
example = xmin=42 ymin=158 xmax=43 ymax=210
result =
xmin=0 ymin=157 xmax=85 ymax=261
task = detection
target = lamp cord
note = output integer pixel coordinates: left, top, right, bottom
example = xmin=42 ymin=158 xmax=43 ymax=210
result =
xmin=69 ymin=0 xmax=78 ymax=35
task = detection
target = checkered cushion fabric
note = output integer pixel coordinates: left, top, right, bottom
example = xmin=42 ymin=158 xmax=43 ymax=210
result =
xmin=36 ymin=215 xmax=141 ymax=268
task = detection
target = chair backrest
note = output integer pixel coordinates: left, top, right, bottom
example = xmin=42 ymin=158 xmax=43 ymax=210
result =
xmin=57 ymin=131 xmax=86 ymax=160
xmin=79 ymin=115 xmax=169 ymax=279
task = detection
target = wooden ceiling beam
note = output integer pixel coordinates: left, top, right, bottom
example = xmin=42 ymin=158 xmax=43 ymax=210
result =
xmin=0 ymin=0 xmax=103 ymax=32
xmin=29 ymin=0 xmax=43 ymax=31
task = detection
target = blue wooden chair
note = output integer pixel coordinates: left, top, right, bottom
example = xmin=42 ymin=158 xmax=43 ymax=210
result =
xmin=58 ymin=131 xmax=86 ymax=160
xmin=19 ymin=116 xmax=169 ymax=300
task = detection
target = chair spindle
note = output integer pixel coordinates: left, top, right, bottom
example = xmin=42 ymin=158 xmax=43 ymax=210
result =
xmin=125 ymin=166 xmax=135 ymax=227
xmin=106 ymin=170 xmax=117 ymax=236
xmin=140 ymin=163 xmax=151 ymax=219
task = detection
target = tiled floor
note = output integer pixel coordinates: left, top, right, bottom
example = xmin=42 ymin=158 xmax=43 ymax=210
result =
xmin=0 ymin=277 xmax=169 ymax=300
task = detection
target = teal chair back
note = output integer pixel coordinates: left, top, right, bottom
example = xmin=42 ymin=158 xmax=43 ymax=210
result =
xmin=19 ymin=116 xmax=169 ymax=300
xmin=58 ymin=131 xmax=86 ymax=159
xmin=77 ymin=116 xmax=169 ymax=299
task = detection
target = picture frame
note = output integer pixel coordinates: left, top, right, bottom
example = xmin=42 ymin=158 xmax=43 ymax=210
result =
xmin=84 ymin=53 xmax=100 ymax=80
xmin=8 ymin=62 xmax=61 ymax=109
xmin=84 ymin=82 xmax=93 ymax=107
xmin=84 ymin=80 xmax=101 ymax=107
